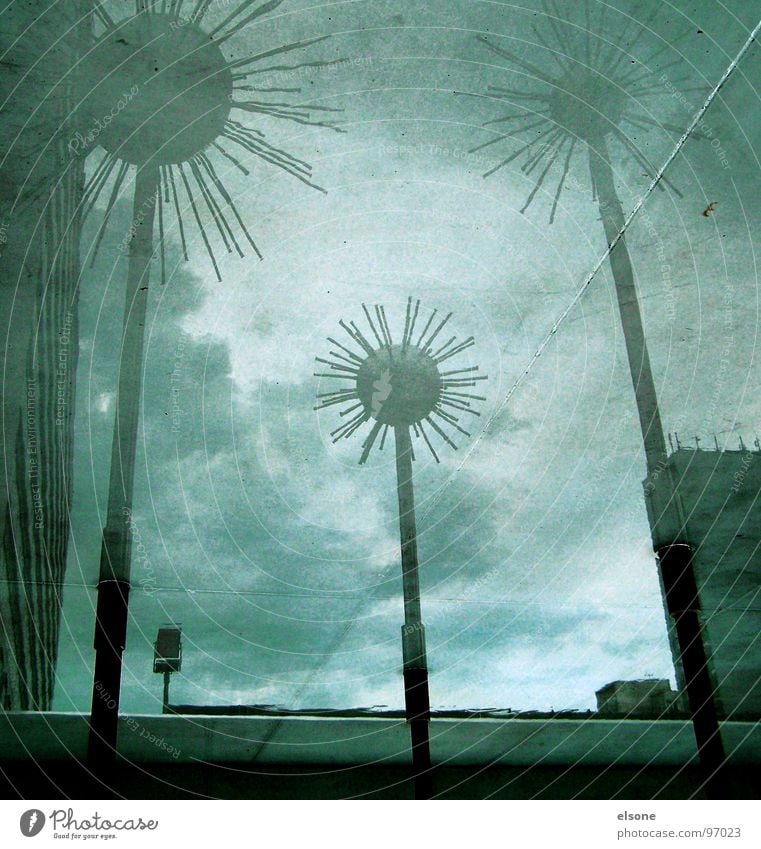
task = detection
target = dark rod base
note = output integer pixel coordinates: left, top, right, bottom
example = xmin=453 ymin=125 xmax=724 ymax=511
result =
xmin=87 ymin=579 xmax=130 ymax=772
xmin=404 ymin=666 xmax=432 ymax=798
xmin=658 ymin=543 xmax=728 ymax=798
xmin=409 ymin=719 xmax=433 ymax=800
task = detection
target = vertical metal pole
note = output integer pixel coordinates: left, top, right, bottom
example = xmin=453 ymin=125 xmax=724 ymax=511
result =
xmin=589 ymin=137 xmax=666 ymax=469
xmin=589 ymin=138 xmax=726 ymax=795
xmin=658 ymin=544 xmax=727 ymax=797
xmin=88 ymin=163 xmax=158 ymax=769
xmin=394 ymin=425 xmax=432 ymax=800
xmin=162 ymin=671 xmax=171 ymax=714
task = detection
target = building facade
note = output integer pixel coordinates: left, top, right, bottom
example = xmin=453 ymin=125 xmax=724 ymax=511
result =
xmin=645 ymin=447 xmax=761 ymax=719
xmin=595 ymin=679 xmax=684 ymax=718
xmin=0 ymin=3 xmax=89 ymax=710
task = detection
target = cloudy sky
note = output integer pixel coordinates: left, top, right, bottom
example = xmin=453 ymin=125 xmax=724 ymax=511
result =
xmin=53 ymin=0 xmax=760 ymax=715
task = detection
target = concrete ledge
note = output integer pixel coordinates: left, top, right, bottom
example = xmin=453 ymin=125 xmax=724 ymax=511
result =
xmin=1 ymin=712 xmax=760 ymax=767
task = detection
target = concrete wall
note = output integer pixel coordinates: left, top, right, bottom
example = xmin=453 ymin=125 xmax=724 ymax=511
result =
xmin=1 ymin=712 xmax=760 ymax=799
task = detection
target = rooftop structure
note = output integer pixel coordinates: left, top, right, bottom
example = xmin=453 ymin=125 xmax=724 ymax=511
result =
xmin=595 ymin=679 xmax=685 ymax=719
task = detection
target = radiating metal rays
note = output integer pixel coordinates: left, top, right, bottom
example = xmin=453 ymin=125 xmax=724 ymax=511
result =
xmin=222 ymin=120 xmax=327 ymax=192
xmin=314 ymin=299 xmax=487 ymax=464
xmin=101 ymin=0 xmax=290 ymax=34
xmin=230 ymin=100 xmax=342 ymax=132
xmin=467 ymin=0 xmax=699 ymax=221
xmin=81 ymin=1 xmax=342 ymax=279
xmin=203 ymin=0 xmax=287 ymax=39
xmin=83 ymin=153 xmax=257 ymax=282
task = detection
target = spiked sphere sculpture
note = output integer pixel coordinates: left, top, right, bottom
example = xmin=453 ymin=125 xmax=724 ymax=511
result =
xmin=80 ymin=0 xmax=340 ymax=769
xmin=470 ymin=1 xmax=725 ymax=794
xmin=469 ymin=0 xmax=696 ymax=469
xmin=470 ymin=1 xmax=695 ymax=221
xmin=81 ymin=1 xmax=340 ymax=279
xmin=316 ymin=299 xmax=486 ymax=798
xmin=316 ymin=299 xmax=486 ymax=461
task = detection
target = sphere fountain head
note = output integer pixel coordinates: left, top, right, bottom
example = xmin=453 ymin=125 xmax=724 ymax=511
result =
xmin=315 ymin=299 xmax=487 ymax=464
xmin=78 ymin=14 xmax=233 ymax=166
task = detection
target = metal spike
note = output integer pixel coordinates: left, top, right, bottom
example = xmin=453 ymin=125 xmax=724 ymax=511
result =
xmin=433 ymin=407 xmax=471 ymax=437
xmin=418 ymin=420 xmax=440 ymax=463
xmin=314 ymin=357 xmax=358 ymax=374
xmin=198 ymin=153 xmax=261 ymax=257
xmin=401 ymin=296 xmax=412 ymax=349
xmin=362 ymin=303 xmax=384 ymax=348
xmin=166 ymin=165 xmax=189 ymax=262
xmin=331 ymin=409 xmax=366 ymax=439
xmin=441 ymin=366 xmax=479 ymax=377
xmin=340 ymin=402 xmax=364 ymax=417
xmin=439 ymin=399 xmax=482 ymax=417
xmin=177 ymin=162 xmax=221 ymax=282
xmin=416 ymin=309 xmax=437 ymax=348
xmin=436 ymin=338 xmax=475 ymax=363
xmin=327 ymin=337 xmax=363 ymax=362
xmin=423 ymin=312 xmax=452 ymax=351
xmin=425 ymin=415 xmax=457 ymax=450
xmin=328 ymin=350 xmax=362 ymax=369
xmin=359 ymin=420 xmax=383 ymax=464
xmin=430 ymin=336 xmax=457 ymax=360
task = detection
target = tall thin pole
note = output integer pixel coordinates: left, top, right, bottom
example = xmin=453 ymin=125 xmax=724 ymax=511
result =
xmin=162 ymin=671 xmax=171 ymax=714
xmin=658 ymin=543 xmax=727 ymax=798
xmin=394 ymin=425 xmax=433 ymax=800
xmin=88 ymin=163 xmax=159 ymax=770
xmin=589 ymin=137 xmax=667 ymax=473
xmin=589 ymin=137 xmax=726 ymax=796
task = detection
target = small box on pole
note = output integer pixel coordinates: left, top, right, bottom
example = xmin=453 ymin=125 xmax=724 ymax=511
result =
xmin=153 ymin=625 xmax=182 ymax=674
